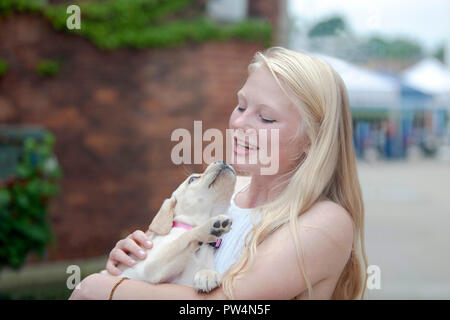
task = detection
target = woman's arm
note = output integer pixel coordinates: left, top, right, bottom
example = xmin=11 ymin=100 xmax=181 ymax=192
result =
xmin=70 ymin=200 xmax=353 ymax=300
xmin=68 ymin=272 xmax=226 ymax=300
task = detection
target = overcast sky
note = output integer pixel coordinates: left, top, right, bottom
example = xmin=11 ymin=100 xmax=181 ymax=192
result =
xmin=288 ymin=0 xmax=450 ymax=52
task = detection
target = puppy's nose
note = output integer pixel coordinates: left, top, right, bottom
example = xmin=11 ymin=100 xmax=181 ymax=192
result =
xmin=214 ymin=160 xmax=233 ymax=172
xmin=215 ymin=160 xmax=228 ymax=168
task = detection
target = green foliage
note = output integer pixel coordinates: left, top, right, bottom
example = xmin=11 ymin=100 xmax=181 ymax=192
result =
xmin=433 ymin=45 xmax=445 ymax=63
xmin=0 ymin=0 xmax=45 ymax=15
xmin=36 ymin=59 xmax=61 ymax=77
xmin=0 ymin=0 xmax=272 ymax=50
xmin=362 ymin=36 xmax=424 ymax=60
xmin=308 ymin=16 xmax=347 ymax=38
xmin=0 ymin=133 xmax=62 ymax=270
xmin=0 ymin=58 xmax=8 ymax=76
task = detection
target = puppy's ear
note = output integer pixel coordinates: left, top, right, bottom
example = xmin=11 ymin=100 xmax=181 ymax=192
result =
xmin=148 ymin=197 xmax=177 ymax=235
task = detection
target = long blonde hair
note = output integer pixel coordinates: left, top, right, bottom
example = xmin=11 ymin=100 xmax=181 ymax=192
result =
xmin=221 ymin=46 xmax=368 ymax=300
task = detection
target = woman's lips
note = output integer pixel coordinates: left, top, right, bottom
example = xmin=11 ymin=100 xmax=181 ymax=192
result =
xmin=233 ymin=136 xmax=259 ymax=155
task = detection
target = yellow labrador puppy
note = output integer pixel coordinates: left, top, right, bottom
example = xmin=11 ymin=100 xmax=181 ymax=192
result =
xmin=102 ymin=160 xmax=236 ymax=292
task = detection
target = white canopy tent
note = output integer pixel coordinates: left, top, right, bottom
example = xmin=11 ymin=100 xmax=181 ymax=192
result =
xmin=310 ymin=52 xmax=402 ymax=109
xmin=401 ymin=58 xmax=450 ymax=108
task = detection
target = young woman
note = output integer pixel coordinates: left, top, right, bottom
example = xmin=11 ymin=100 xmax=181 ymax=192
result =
xmin=69 ymin=46 xmax=368 ymax=300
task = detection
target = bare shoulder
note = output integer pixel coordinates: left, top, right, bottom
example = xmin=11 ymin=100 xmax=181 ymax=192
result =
xmin=254 ymin=198 xmax=355 ymax=295
xmin=299 ymin=199 xmax=354 ymax=256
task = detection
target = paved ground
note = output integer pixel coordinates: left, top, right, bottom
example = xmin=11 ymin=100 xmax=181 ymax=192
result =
xmin=358 ymin=159 xmax=450 ymax=299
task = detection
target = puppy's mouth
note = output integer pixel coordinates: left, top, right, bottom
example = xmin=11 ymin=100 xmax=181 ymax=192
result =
xmin=208 ymin=165 xmax=235 ymax=189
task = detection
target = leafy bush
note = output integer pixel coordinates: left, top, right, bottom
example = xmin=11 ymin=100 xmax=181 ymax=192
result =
xmin=0 ymin=0 xmax=272 ymax=50
xmin=0 ymin=59 xmax=8 ymax=76
xmin=0 ymin=133 xmax=62 ymax=270
xmin=36 ymin=59 xmax=61 ymax=77
xmin=0 ymin=0 xmax=44 ymax=15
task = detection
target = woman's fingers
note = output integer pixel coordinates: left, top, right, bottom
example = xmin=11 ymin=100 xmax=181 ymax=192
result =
xmin=128 ymin=230 xmax=153 ymax=249
xmin=119 ymin=237 xmax=148 ymax=260
xmin=106 ymin=259 xmax=123 ymax=276
xmin=105 ymin=230 xmax=154 ymax=275
xmin=109 ymin=246 xmax=137 ymax=267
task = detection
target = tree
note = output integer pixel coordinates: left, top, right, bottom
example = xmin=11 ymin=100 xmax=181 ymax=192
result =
xmin=361 ymin=36 xmax=424 ymax=60
xmin=307 ymin=16 xmax=347 ymax=38
xmin=433 ymin=44 xmax=445 ymax=63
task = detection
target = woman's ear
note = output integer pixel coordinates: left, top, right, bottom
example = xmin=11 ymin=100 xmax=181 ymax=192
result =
xmin=148 ymin=196 xmax=177 ymax=235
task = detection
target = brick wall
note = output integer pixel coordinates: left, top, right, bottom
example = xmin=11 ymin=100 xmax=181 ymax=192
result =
xmin=249 ymin=0 xmax=281 ymax=32
xmin=0 ymin=13 xmax=266 ymax=262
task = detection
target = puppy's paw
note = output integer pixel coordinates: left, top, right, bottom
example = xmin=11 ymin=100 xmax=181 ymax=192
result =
xmin=209 ymin=215 xmax=232 ymax=238
xmin=197 ymin=215 xmax=232 ymax=243
xmin=194 ymin=269 xmax=222 ymax=293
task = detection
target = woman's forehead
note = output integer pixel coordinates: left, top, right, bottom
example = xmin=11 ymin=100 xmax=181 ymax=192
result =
xmin=241 ymin=67 xmax=294 ymax=111
xmin=245 ymin=66 xmax=280 ymax=93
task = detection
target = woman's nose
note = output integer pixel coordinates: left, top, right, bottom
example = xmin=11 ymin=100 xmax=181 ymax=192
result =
xmin=232 ymin=122 xmax=254 ymax=135
xmin=233 ymin=110 xmax=253 ymax=131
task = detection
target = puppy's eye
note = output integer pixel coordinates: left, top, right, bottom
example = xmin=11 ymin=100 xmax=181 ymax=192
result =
xmin=188 ymin=176 xmax=200 ymax=184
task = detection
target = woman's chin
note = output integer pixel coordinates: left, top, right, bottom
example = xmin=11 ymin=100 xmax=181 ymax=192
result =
xmin=231 ymin=161 xmax=261 ymax=176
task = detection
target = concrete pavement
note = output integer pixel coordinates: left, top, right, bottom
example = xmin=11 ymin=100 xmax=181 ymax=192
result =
xmin=358 ymin=159 xmax=450 ymax=299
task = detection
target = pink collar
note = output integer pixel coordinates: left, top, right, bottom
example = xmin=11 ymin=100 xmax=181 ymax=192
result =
xmin=172 ymin=221 xmax=193 ymax=230
xmin=171 ymin=221 xmax=222 ymax=249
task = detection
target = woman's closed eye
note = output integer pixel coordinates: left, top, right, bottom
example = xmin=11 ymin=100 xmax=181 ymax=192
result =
xmin=236 ymin=106 xmax=276 ymax=124
xmin=259 ymin=115 xmax=276 ymax=123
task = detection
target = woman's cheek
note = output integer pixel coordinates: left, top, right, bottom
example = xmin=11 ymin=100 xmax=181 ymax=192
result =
xmin=274 ymin=128 xmax=298 ymax=168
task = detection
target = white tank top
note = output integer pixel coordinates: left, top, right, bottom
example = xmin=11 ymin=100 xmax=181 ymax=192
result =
xmin=214 ymin=182 xmax=262 ymax=275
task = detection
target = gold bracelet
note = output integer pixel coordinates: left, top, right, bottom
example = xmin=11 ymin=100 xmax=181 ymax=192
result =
xmin=109 ymin=277 xmax=129 ymax=300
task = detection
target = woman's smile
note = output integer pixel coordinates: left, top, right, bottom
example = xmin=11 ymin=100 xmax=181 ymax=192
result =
xmin=233 ymin=136 xmax=259 ymax=156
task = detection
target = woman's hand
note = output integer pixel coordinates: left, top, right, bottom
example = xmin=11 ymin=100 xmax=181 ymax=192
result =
xmin=106 ymin=230 xmax=153 ymax=275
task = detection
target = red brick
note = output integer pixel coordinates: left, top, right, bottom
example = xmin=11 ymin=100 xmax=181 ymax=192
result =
xmin=0 ymin=13 xmax=274 ymax=263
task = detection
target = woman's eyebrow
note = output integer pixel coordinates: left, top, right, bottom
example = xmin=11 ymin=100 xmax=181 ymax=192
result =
xmin=237 ymin=91 xmax=276 ymax=110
